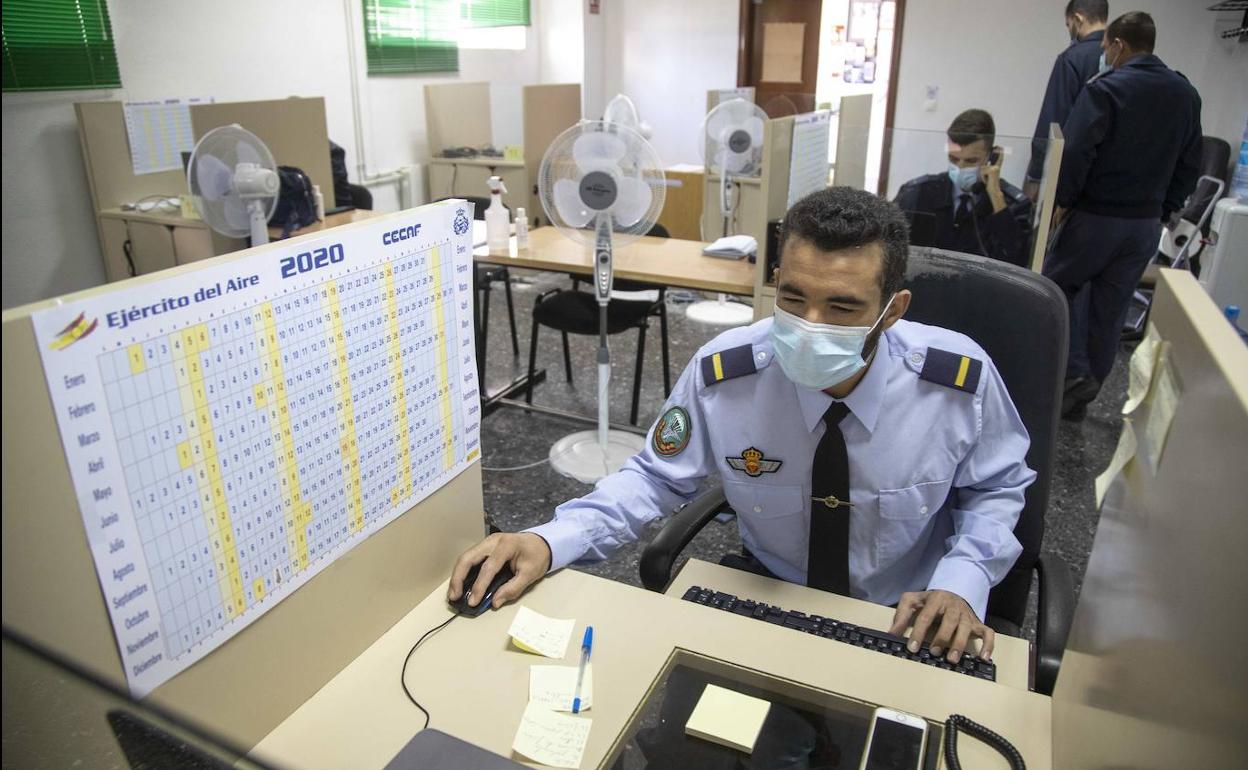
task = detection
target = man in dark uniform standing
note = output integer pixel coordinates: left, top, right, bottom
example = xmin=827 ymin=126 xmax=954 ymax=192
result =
xmin=1044 ymin=11 xmax=1202 ymax=419
xmin=1024 ymin=0 xmax=1109 ymax=201
xmin=893 ymin=109 xmax=1033 ymax=267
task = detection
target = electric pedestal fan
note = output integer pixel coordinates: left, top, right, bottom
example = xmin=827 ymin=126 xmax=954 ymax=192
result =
xmin=187 ymin=125 xmax=280 ymax=246
xmin=537 ymin=120 xmax=667 ymax=483
xmin=687 ymin=97 xmax=766 ymax=326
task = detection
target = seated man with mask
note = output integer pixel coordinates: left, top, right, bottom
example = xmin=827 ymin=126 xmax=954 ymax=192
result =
xmin=894 ymin=109 xmax=1034 ymax=268
xmin=449 ymin=186 xmax=1035 ymax=665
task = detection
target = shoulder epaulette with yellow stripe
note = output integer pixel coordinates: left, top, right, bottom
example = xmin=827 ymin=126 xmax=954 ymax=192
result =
xmin=919 ymin=348 xmax=982 ymax=394
xmin=700 ymin=344 xmax=757 ymax=386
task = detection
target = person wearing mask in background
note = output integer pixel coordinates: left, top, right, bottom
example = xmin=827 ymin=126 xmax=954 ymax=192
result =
xmin=894 ymin=109 xmax=1033 ymax=268
xmin=1044 ymin=11 xmax=1201 ymax=420
xmin=1023 ymin=0 xmax=1109 ymax=202
xmin=448 ymin=187 xmax=1036 ymax=668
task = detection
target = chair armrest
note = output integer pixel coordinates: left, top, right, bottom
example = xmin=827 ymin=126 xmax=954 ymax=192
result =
xmin=1034 ymin=551 xmax=1076 ymax=695
xmin=639 ymin=484 xmax=728 ymax=592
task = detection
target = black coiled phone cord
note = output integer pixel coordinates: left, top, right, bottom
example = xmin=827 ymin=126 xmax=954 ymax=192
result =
xmin=943 ymin=713 xmax=1026 ymax=770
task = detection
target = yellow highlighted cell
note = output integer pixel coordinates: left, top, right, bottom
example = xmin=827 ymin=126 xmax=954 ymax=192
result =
xmin=128 ymin=344 xmax=147 ymax=375
xmin=177 ymin=441 xmax=192 ymax=469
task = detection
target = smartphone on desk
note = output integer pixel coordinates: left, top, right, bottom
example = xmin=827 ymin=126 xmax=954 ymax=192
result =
xmin=859 ymin=707 xmax=928 ymax=770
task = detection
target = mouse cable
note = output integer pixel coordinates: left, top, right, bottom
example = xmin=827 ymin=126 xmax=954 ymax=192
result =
xmin=400 ymin=614 xmax=457 ymax=729
xmin=943 ymin=713 xmax=1026 ymax=770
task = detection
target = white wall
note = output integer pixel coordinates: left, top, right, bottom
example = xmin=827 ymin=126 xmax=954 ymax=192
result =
xmin=890 ymin=0 xmax=1248 ymax=194
xmin=1 ymin=0 xmax=549 ymax=310
xmin=598 ymin=0 xmax=740 ymax=167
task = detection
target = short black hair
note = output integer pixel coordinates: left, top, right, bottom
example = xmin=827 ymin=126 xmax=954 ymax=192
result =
xmin=947 ymin=109 xmax=995 ymax=150
xmin=1107 ymin=11 xmax=1155 ymax=53
xmin=779 ymin=187 xmax=909 ymax=301
xmin=1065 ymin=0 xmax=1109 ymax=23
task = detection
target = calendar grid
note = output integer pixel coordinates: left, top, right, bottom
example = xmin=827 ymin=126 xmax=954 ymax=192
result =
xmin=92 ymin=238 xmax=467 ymax=665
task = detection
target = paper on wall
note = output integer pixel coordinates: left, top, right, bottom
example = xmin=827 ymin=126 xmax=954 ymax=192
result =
xmin=1143 ymin=354 xmax=1181 ymax=475
xmin=512 ymin=701 xmax=592 ymax=769
xmin=1122 ymin=323 xmax=1163 ymax=415
xmin=123 ymin=97 xmax=214 ymax=176
xmin=1095 ymin=418 xmax=1137 ymax=508
xmin=508 ymin=606 xmax=574 ymax=658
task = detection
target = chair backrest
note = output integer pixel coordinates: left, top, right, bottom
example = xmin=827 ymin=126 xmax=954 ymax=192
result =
xmin=901 ymin=247 xmax=1067 ymax=627
xmin=1200 ymin=136 xmax=1232 ymax=184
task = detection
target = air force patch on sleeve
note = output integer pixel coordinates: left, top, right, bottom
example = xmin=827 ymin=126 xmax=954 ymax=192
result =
xmin=653 ymin=406 xmax=691 ymax=457
xmin=919 ymin=348 xmax=983 ymax=394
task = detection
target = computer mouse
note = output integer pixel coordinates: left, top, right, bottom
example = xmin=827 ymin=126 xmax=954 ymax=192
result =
xmin=449 ymin=562 xmax=515 ymax=617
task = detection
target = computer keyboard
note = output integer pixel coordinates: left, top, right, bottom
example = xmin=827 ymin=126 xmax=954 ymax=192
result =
xmin=680 ymin=585 xmax=997 ymax=682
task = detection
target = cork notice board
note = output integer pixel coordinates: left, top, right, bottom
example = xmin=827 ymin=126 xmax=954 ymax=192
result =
xmin=762 ymin=23 xmax=805 ymax=84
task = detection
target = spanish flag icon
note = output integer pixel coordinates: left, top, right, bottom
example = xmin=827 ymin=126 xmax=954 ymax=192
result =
xmin=49 ymin=312 xmax=98 ymax=350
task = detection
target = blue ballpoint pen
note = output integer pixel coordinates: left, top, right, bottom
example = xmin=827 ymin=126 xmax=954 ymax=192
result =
xmin=572 ymin=626 xmax=593 ymax=714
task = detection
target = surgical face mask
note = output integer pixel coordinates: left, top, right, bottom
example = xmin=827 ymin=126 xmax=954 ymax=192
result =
xmin=1099 ymin=42 xmax=1119 ymax=74
xmin=769 ymin=296 xmax=895 ymax=391
xmin=948 ymin=163 xmax=980 ymax=193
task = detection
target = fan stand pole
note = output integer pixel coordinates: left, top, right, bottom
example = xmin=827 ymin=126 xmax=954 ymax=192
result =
xmin=688 ymin=175 xmax=753 ymax=327
xmin=248 ymin=199 xmax=270 ymax=246
xmin=548 ymin=214 xmax=646 ymax=483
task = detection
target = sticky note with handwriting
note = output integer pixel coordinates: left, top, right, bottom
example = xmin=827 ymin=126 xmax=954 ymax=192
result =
xmin=508 ymin=607 xmax=574 ymax=659
xmin=512 ymin=701 xmax=592 ymax=768
xmin=530 ymin=664 xmax=592 ymax=712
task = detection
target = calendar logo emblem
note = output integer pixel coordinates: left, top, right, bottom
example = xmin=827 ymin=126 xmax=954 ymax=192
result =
xmin=453 ymin=209 xmax=470 ymax=236
xmin=49 ymin=312 xmax=99 ymax=350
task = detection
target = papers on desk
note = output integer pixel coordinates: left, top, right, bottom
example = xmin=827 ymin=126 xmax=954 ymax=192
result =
xmin=509 ymin=606 xmax=575 ymax=658
xmin=530 ymin=664 xmax=592 ymax=712
xmin=684 ymin=683 xmax=772 ymax=754
xmin=512 ymin=701 xmax=592 ymax=769
xmin=702 ymin=235 xmax=757 ymax=260
xmin=123 ymin=97 xmax=214 ymax=175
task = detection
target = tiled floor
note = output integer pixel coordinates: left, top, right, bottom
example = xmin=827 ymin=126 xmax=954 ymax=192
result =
xmin=476 ymin=268 xmax=1130 ymax=641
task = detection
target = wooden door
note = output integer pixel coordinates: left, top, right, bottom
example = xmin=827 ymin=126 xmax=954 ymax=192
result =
xmin=738 ymin=0 xmax=822 ymax=118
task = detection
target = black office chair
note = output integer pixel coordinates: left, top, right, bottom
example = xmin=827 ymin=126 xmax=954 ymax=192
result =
xmin=526 ymin=223 xmax=673 ymax=425
xmin=638 ymin=247 xmax=1076 ymax=695
xmin=438 ymin=196 xmax=520 ymax=385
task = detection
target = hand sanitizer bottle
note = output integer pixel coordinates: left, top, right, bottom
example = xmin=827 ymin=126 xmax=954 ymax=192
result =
xmin=515 ymin=207 xmax=530 ymax=250
xmin=486 ymin=176 xmax=510 ymax=255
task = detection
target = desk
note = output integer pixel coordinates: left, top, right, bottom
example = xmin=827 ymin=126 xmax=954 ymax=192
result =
xmin=252 ymin=560 xmax=1049 ymax=769
xmin=472 ymin=228 xmax=755 ymax=418
xmin=428 ymin=157 xmax=528 ymax=217
xmin=475 ymin=227 xmax=755 ymax=297
xmin=267 ymin=208 xmax=382 ymax=239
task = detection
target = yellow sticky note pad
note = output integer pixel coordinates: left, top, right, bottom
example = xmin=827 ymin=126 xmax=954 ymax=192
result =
xmin=508 ymin=606 xmax=575 ymax=659
xmin=684 ymin=684 xmax=772 ymax=754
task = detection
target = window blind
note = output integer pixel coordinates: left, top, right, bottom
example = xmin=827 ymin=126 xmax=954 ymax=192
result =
xmin=2 ymin=0 xmax=122 ymax=92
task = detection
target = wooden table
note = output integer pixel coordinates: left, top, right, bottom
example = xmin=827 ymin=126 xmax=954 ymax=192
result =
xmin=473 ymin=227 xmax=757 ymax=420
xmin=474 ymin=226 xmax=756 ymax=297
xmin=268 ymin=208 xmax=381 ymax=239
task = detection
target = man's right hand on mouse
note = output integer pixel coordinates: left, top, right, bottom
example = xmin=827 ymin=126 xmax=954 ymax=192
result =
xmin=447 ymin=532 xmax=552 ymax=609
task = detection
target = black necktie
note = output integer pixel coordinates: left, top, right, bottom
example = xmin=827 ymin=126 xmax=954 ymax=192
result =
xmin=808 ymin=402 xmax=852 ymax=595
xmin=955 ymin=193 xmax=973 ymax=225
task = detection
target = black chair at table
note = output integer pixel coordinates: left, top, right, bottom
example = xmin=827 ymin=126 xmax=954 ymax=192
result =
xmin=439 ymin=196 xmax=519 ymax=386
xmin=525 ymin=223 xmax=674 ymax=426
xmin=638 ymin=247 xmax=1077 ymax=695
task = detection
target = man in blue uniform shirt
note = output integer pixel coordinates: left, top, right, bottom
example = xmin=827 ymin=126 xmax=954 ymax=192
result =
xmin=449 ymin=187 xmax=1036 ymax=663
xmin=893 ymin=109 xmax=1033 ymax=268
xmin=1044 ymin=11 xmax=1202 ymax=419
xmin=1023 ymin=0 xmax=1108 ymax=201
